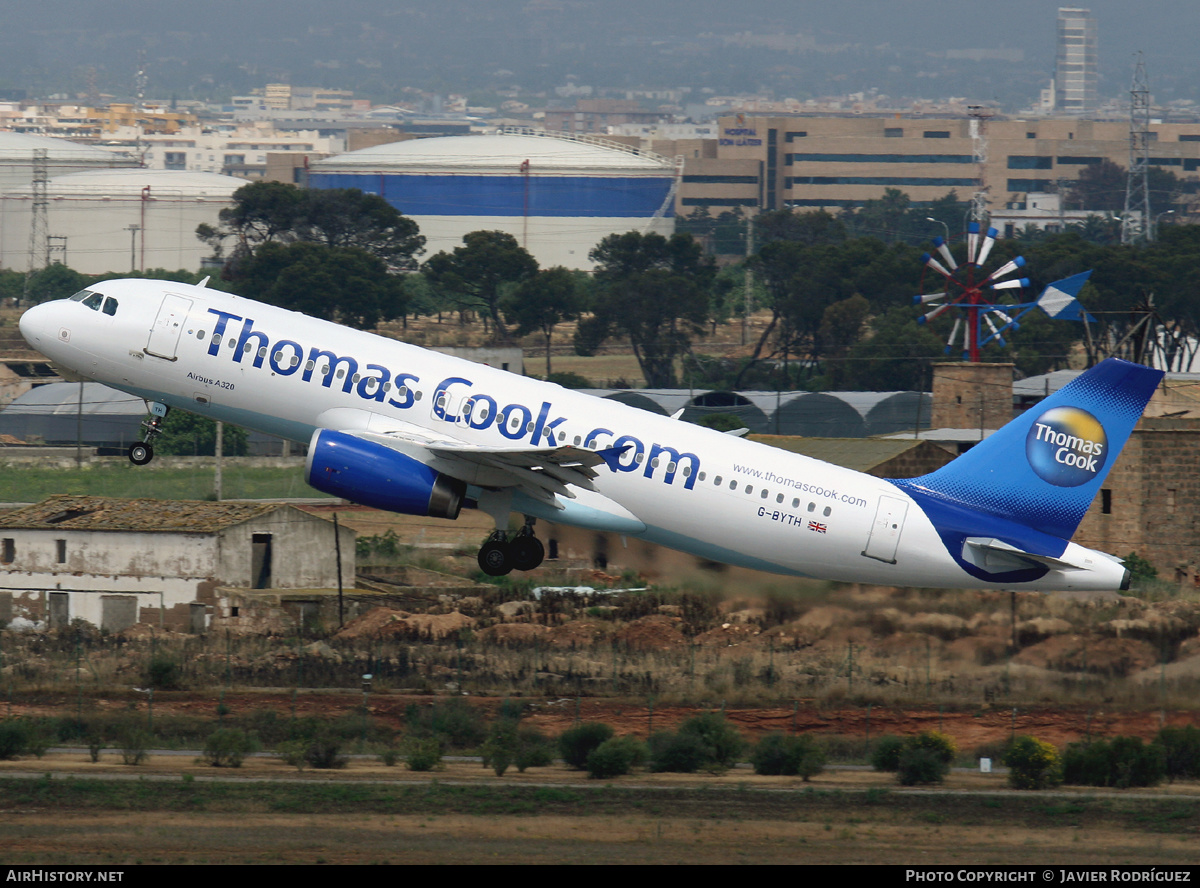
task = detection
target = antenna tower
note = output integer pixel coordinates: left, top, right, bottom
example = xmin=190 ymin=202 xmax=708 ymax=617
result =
xmin=967 ymin=105 xmax=992 ymax=224
xmin=26 ymin=148 xmax=49 ymax=274
xmin=1121 ymin=53 xmax=1152 ymax=244
xmin=134 ymin=50 xmax=148 ymax=104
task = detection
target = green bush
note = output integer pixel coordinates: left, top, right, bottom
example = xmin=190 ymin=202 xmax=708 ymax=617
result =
xmin=482 ymin=719 xmax=519 ymax=776
xmin=278 ymin=731 xmax=347 ymax=770
xmin=403 ymin=737 xmax=443 ymax=772
xmin=751 ymin=733 xmax=825 ymax=780
xmin=202 ymin=728 xmax=258 ymax=767
xmin=897 ymin=746 xmax=949 ymax=785
xmin=120 ymin=729 xmax=151 ymax=766
xmin=870 ymin=735 xmax=906 ymax=772
xmin=143 ymin=654 xmax=183 ymax=690
xmin=1156 ymin=726 xmax=1200 ymax=782
xmin=1003 ymin=736 xmax=1061 ymax=790
xmin=514 ymin=726 xmax=555 ymax=772
xmin=586 ymin=735 xmax=645 ymax=779
xmin=1062 ymin=737 xmax=1166 ymax=788
xmin=676 ymin=712 xmax=745 ymax=770
xmin=906 ymin=731 xmax=956 ymax=765
xmin=405 ymin=699 xmax=487 ymax=751
xmin=647 ymin=730 xmax=710 ymax=773
xmin=0 ymin=720 xmax=30 ymax=759
xmin=559 ymin=722 xmax=615 ymax=770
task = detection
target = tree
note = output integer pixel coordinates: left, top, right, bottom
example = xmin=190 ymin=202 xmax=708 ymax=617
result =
xmin=293 ymin=188 xmax=424 ymax=269
xmin=155 ymin=411 xmax=248 ymax=457
xmin=818 ymin=294 xmax=871 ymax=390
xmin=842 ymin=306 xmax=945 ymax=391
xmin=585 ymin=231 xmax=715 ymax=387
xmin=1064 ymin=160 xmax=1126 ymax=214
xmin=232 ymin=241 xmax=406 ymax=330
xmin=502 ymin=266 xmax=584 ymax=375
xmin=755 ymin=208 xmax=846 ymax=248
xmin=197 ymin=182 xmax=424 ymax=271
xmin=422 ymin=230 xmax=538 ymax=340
xmin=197 ymin=180 xmax=305 ymax=257
xmin=23 ymin=264 xmax=93 ymax=304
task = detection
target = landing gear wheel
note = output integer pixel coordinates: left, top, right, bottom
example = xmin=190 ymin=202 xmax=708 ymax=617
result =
xmin=478 ymin=539 xmax=513 ymax=576
xmin=128 ymin=442 xmax=154 ymax=466
xmin=510 ymin=535 xmax=545 ymax=572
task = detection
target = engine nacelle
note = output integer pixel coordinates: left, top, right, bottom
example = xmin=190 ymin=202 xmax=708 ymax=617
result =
xmin=306 ymin=429 xmax=465 ymax=519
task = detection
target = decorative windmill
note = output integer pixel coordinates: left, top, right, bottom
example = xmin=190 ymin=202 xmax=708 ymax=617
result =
xmin=915 ymin=222 xmax=1094 ymax=362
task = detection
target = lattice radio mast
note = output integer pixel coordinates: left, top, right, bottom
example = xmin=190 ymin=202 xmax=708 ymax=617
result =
xmin=23 ymin=148 xmax=49 ymax=304
xmin=1121 ymin=53 xmax=1152 ymax=245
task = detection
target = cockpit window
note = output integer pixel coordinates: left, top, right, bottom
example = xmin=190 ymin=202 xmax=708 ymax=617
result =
xmin=82 ymin=293 xmax=105 ymax=311
xmin=102 ymin=297 xmax=118 ymax=316
xmin=69 ymin=289 xmax=96 ymax=302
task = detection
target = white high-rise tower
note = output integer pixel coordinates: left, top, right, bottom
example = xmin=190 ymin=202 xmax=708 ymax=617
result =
xmin=1055 ymin=8 xmax=1098 ymax=115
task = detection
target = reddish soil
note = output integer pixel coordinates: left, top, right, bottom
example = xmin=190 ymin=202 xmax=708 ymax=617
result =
xmin=8 ymin=690 xmax=1192 ymax=753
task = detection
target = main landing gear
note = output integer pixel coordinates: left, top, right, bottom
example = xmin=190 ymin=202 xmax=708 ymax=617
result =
xmin=128 ymin=402 xmax=169 ymax=466
xmin=477 ymin=519 xmax=546 ymax=577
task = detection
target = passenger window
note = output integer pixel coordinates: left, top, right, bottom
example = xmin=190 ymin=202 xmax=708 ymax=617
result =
xmin=102 ymin=297 xmax=118 ymax=316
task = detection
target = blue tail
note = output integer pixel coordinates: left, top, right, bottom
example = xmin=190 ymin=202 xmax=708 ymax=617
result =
xmin=891 ymin=358 xmax=1162 ymax=541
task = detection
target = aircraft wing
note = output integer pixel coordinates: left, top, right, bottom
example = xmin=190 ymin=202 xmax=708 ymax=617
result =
xmin=315 ymin=407 xmax=617 ymax=509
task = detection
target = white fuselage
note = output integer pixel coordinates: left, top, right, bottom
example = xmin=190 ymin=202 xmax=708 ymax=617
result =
xmin=18 ymin=279 xmax=1127 ymax=592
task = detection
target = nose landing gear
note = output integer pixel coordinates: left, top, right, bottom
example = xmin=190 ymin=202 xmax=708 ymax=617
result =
xmin=128 ymin=402 xmax=169 ymax=466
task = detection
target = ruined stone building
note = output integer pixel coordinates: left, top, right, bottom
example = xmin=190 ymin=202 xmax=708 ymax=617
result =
xmin=0 ymin=496 xmax=354 ymax=632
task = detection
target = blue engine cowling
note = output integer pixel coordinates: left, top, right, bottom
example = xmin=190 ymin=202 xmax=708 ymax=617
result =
xmin=305 ymin=429 xmax=466 ymax=519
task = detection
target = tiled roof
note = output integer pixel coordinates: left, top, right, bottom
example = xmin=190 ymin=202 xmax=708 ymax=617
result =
xmin=0 ymin=495 xmax=287 ymax=533
xmin=750 ymin=435 xmax=931 ymax=473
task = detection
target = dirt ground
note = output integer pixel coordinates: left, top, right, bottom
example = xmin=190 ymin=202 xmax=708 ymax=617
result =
xmin=5 ymin=690 xmax=1193 ymax=752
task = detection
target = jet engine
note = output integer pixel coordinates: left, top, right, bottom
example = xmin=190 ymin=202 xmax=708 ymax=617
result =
xmin=306 ymin=429 xmax=465 ymax=519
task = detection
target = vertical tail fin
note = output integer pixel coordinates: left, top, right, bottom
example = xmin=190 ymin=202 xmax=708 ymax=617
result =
xmin=893 ymin=358 xmax=1162 ymax=540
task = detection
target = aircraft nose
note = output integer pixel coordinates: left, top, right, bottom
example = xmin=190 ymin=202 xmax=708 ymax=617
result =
xmin=18 ymin=301 xmax=59 ymax=349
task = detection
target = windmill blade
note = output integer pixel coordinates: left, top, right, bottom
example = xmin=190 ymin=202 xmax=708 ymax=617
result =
xmin=976 ymin=227 xmax=1000 ymax=266
xmin=921 ymin=252 xmax=954 ymax=279
xmin=947 ymin=317 xmax=962 ymax=349
xmin=966 ymin=221 xmax=981 ymax=264
xmin=981 ymin=255 xmax=1026 ymax=286
xmin=919 ymin=304 xmax=952 ymax=323
xmin=989 ymin=277 xmax=1030 ymax=292
xmin=913 ymin=291 xmax=947 ymax=305
xmin=932 ymin=236 xmax=958 ymax=271
xmin=984 ymin=313 xmax=1005 ymax=344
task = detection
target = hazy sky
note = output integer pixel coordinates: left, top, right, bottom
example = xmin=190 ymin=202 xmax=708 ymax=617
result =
xmin=1 ymin=1 xmax=1196 ymax=108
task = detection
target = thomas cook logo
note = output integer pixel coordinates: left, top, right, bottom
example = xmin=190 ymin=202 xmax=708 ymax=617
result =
xmin=1025 ymin=406 xmax=1108 ymax=487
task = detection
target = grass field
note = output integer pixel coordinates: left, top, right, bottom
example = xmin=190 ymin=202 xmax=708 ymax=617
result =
xmin=0 ymin=460 xmax=326 ymax=503
xmin=0 ymin=760 xmax=1196 ymax=864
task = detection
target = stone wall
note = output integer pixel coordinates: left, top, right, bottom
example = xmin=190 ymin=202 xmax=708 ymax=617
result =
xmin=931 ymin=362 xmax=1013 ymax=431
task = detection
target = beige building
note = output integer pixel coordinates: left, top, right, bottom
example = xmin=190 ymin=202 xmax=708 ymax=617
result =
xmin=672 ymin=115 xmax=1200 ymax=222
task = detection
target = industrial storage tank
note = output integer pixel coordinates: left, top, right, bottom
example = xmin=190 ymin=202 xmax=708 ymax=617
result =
xmin=0 ymin=169 xmax=242 ymax=273
xmin=307 ymin=129 xmax=679 ymax=270
xmin=0 ymin=131 xmax=137 ymax=194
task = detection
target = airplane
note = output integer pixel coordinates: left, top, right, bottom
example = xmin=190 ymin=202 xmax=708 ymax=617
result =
xmin=18 ymin=278 xmax=1163 ymax=592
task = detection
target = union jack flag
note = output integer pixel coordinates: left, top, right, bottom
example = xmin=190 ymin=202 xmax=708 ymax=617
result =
xmin=808 ymin=521 xmax=827 ymax=533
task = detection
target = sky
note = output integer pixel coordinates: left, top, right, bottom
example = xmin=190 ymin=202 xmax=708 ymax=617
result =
xmin=0 ymin=1 xmax=1195 ymax=109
